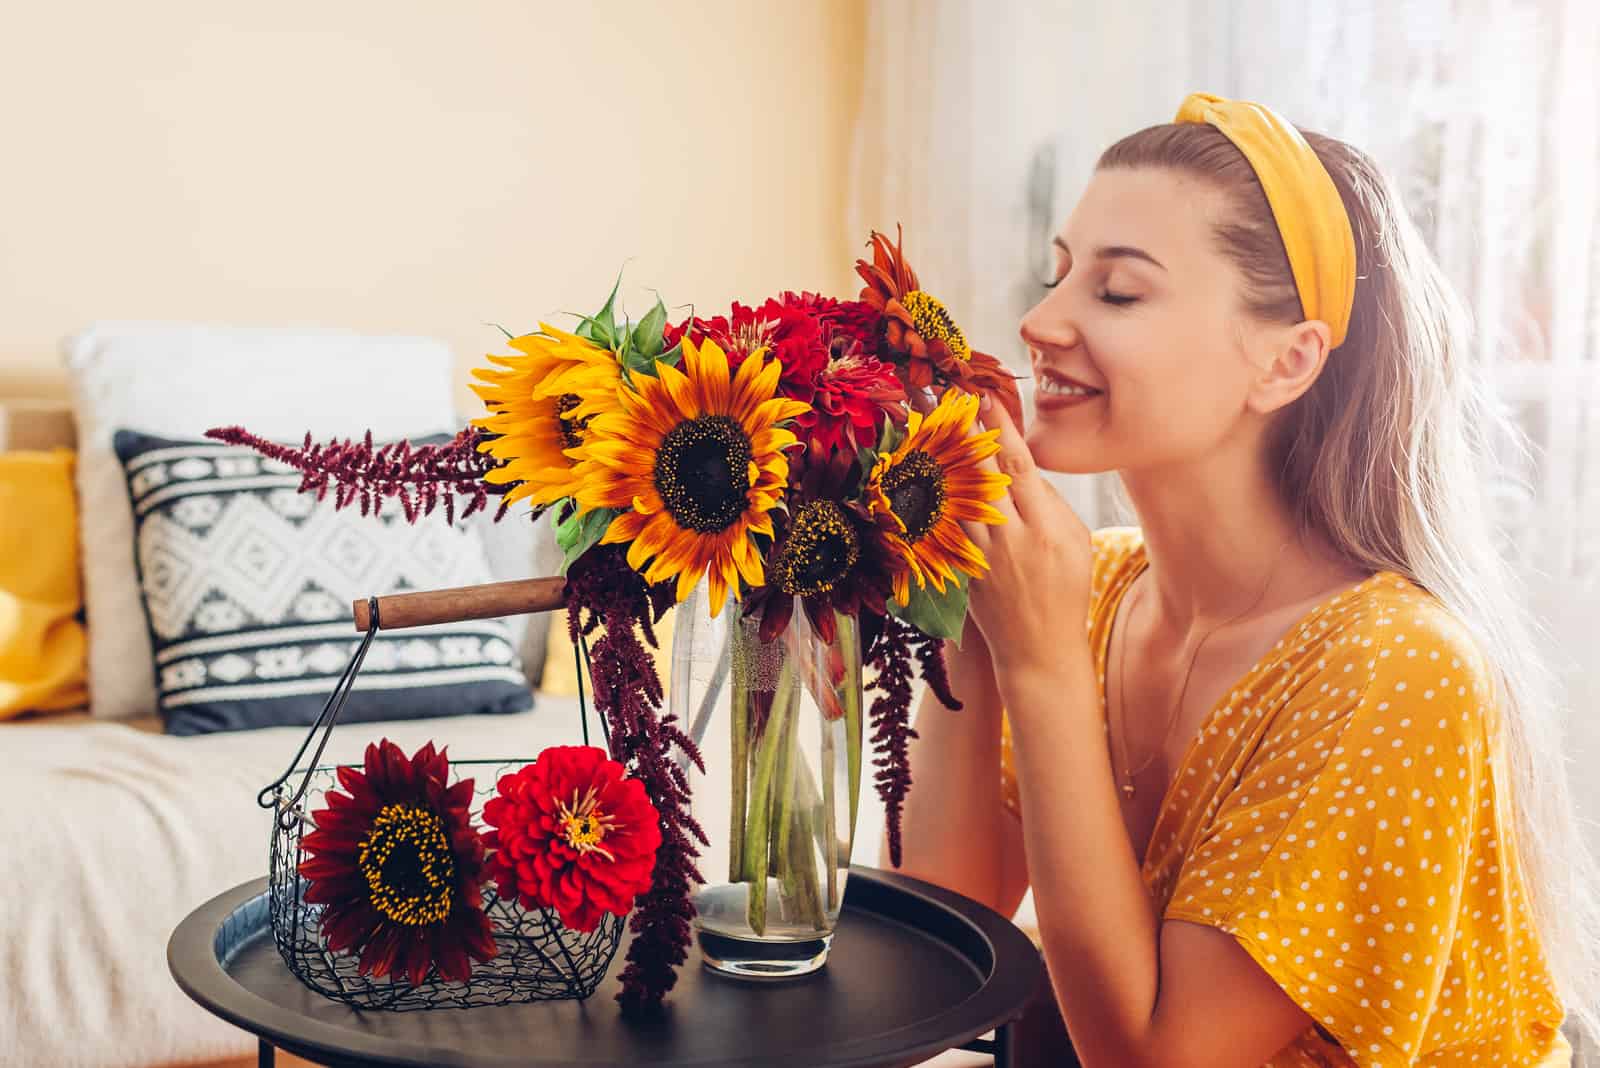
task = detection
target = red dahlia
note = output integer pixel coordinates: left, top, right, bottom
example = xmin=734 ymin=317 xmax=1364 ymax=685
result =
xmin=298 ymin=739 xmax=498 ymax=986
xmin=482 ymin=745 xmax=663 ymax=933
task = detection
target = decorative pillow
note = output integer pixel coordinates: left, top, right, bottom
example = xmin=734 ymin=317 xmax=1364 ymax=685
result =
xmin=0 ymin=450 xmax=88 ymax=718
xmin=113 ymin=430 xmax=532 ymax=736
xmin=64 ymin=321 xmax=459 ymax=720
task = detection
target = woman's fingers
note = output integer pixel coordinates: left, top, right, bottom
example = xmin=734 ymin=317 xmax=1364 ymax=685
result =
xmin=975 ymin=391 xmax=1051 ymax=525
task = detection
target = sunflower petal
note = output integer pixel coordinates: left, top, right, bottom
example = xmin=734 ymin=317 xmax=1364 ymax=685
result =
xmin=654 ymin=357 xmax=700 ymax=420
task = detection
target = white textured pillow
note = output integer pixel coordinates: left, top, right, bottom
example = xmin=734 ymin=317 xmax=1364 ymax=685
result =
xmin=64 ymin=321 xmax=457 ymax=720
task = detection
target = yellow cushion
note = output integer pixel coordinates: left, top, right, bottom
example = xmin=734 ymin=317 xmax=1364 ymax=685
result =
xmin=0 ymin=450 xmax=88 ymax=718
xmin=539 ymin=605 xmax=677 ymax=700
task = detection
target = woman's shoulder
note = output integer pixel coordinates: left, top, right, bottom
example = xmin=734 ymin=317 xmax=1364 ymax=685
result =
xmin=1324 ymin=571 xmax=1493 ymax=681
xmin=1279 ymin=569 xmax=1500 ymax=741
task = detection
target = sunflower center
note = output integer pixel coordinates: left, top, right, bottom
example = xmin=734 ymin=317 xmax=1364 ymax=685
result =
xmin=883 ymin=450 xmax=947 ymax=543
xmin=358 ymin=803 xmax=457 ymax=928
xmin=558 ymin=786 xmax=619 ymax=862
xmin=555 ymin=393 xmax=591 ymax=450
xmin=655 ymin=416 xmax=754 ymax=533
xmin=901 ymin=290 xmax=970 ymax=361
xmin=774 ymin=501 xmax=860 ymax=596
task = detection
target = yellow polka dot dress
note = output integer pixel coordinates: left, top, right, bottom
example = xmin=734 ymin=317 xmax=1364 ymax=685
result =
xmin=1000 ymin=527 xmax=1570 ymax=1067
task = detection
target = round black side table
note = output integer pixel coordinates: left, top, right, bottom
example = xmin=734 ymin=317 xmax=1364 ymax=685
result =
xmin=169 ymin=865 xmax=1045 ymax=1068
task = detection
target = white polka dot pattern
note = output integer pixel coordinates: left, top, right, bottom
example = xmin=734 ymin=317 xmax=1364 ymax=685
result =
xmin=1000 ymin=527 xmax=1568 ymax=1067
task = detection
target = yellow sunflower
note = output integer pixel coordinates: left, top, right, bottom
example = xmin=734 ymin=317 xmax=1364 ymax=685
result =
xmin=572 ymin=337 xmax=811 ymax=615
xmin=865 ymin=390 xmax=1011 ymax=605
xmin=469 ymin=324 xmax=622 ymax=509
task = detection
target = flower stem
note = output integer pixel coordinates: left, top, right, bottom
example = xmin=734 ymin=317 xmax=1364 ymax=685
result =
xmin=839 ymin=614 xmax=863 ymax=846
xmin=773 ymin=667 xmax=800 ymax=907
xmin=728 ymin=629 xmax=750 ymax=883
xmin=788 ymin=751 xmax=828 ymax=929
xmin=744 ymin=656 xmax=795 ymax=936
xmin=789 ymin=793 xmax=827 ymax=930
xmin=820 ymin=695 xmax=839 ymax=912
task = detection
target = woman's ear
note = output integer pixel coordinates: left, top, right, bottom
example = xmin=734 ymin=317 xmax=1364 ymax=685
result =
xmin=1245 ymin=319 xmax=1332 ymax=416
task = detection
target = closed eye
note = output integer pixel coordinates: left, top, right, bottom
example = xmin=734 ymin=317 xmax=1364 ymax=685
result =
xmin=1041 ymin=277 xmax=1138 ymax=307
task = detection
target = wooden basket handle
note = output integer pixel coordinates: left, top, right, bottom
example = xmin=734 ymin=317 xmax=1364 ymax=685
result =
xmin=351 ymin=576 xmax=567 ymax=632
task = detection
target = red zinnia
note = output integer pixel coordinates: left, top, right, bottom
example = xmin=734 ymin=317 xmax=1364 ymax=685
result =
xmin=662 ymin=298 xmax=828 ymax=403
xmin=298 ymin=739 xmax=498 ymax=986
xmin=797 ymin=347 xmax=907 ymax=456
xmin=482 ymin=745 xmax=663 ymax=933
xmin=783 ymin=290 xmax=881 ymax=360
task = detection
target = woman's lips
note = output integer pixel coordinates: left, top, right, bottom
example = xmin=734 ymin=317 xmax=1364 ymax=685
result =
xmin=1034 ymin=383 xmax=1102 ymax=412
xmin=1030 ymin=370 xmax=1107 ymax=412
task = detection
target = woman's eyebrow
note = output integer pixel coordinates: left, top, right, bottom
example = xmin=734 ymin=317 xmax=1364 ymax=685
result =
xmin=1053 ymin=235 xmax=1167 ymax=271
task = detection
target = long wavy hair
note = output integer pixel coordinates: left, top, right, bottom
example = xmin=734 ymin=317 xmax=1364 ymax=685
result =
xmin=1097 ymin=122 xmax=1599 ymax=1041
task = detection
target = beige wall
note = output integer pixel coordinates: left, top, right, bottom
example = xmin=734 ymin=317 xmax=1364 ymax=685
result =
xmin=0 ymin=0 xmax=865 ymax=411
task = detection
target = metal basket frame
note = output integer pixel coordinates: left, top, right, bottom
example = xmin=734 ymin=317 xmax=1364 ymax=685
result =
xmin=257 ymin=597 xmax=624 ymax=1011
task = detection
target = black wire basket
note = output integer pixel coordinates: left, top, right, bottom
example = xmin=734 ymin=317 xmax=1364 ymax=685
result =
xmin=257 ymin=597 xmax=625 ymax=1011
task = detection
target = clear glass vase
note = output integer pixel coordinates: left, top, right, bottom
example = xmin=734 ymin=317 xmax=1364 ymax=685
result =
xmin=669 ymin=583 xmax=864 ymax=979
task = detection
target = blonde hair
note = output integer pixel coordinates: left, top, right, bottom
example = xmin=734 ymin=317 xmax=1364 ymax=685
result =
xmin=1098 ymin=123 xmax=1600 ymax=1042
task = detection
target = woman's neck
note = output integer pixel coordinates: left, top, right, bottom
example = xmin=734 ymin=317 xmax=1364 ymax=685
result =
xmin=1117 ymin=438 xmax=1359 ymax=635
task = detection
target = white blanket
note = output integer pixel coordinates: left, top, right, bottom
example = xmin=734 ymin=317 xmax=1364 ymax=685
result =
xmin=1 ymin=704 xmax=587 ymax=1068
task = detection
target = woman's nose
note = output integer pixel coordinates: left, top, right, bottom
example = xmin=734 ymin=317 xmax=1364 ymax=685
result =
xmin=1019 ymin=298 xmax=1080 ymax=353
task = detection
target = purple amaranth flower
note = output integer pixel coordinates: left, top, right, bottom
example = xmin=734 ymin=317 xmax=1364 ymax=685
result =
xmin=204 ymin=425 xmax=517 ymax=525
xmin=562 ymin=544 xmax=708 ymax=1015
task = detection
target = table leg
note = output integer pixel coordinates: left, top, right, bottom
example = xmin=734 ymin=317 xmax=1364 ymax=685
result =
xmin=258 ymin=1037 xmax=275 ymax=1068
xmin=994 ymin=1023 xmax=1012 ymax=1068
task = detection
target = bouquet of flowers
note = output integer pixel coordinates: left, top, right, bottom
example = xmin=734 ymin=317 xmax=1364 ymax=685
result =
xmin=212 ymin=227 xmax=1020 ymax=1013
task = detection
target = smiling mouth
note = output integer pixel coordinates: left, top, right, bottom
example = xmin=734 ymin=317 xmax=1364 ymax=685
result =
xmin=1036 ymin=378 xmax=1102 ymax=399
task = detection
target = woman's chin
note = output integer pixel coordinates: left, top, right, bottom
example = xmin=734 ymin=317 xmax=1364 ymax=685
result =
xmin=1024 ymin=428 xmax=1107 ymax=474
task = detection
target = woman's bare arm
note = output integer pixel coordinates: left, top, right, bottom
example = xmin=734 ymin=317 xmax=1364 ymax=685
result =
xmin=881 ymin=615 xmax=1031 ymax=917
xmin=1006 ymin=652 xmax=1311 ymax=1068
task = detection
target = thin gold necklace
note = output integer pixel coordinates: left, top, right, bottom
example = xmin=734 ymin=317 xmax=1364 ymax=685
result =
xmin=1112 ymin=538 xmax=1293 ymax=799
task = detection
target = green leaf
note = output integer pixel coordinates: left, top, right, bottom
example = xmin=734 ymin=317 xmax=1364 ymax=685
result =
xmin=631 ymin=295 xmax=668 ymax=361
xmin=554 ymin=504 xmax=618 ymax=575
xmin=888 ymin=574 xmax=969 ymax=645
xmin=592 ymin=271 xmax=622 ymax=338
xmin=484 ymin=321 xmax=516 ymax=341
xmin=575 ymin=315 xmax=615 ymax=350
xmin=876 ymin=413 xmax=902 ymax=455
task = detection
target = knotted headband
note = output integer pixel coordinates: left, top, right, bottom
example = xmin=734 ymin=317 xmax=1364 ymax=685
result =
xmin=1174 ymin=92 xmax=1357 ymax=350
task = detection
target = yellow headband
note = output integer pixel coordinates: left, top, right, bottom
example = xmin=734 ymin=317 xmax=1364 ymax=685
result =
xmin=1174 ymin=92 xmax=1357 ymax=350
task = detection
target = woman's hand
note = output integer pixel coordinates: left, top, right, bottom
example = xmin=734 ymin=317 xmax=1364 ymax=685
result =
xmin=954 ymin=389 xmax=1095 ymax=680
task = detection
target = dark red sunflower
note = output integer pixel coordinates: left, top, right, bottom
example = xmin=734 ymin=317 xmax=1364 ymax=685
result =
xmin=298 ymin=739 xmax=498 ymax=986
xmin=742 ymin=438 xmax=904 ymax=646
xmin=855 ymin=225 xmax=1023 ymax=423
xmin=482 ymin=745 xmax=663 ymax=933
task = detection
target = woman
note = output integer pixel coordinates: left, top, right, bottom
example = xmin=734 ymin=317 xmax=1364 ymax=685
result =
xmin=891 ymin=93 xmax=1596 ymax=1066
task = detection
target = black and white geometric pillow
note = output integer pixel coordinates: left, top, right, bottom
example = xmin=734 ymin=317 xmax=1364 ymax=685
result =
xmin=113 ymin=430 xmax=533 ymax=736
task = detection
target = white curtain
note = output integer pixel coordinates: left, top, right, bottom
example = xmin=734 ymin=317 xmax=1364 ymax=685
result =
xmin=850 ymin=0 xmax=1600 ymax=926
